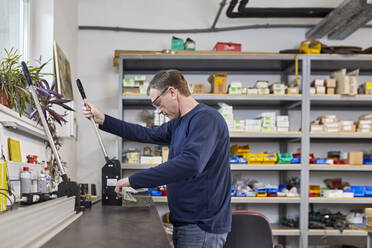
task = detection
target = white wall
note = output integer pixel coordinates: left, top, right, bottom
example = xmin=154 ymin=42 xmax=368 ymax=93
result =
xmin=53 ymin=0 xmax=78 ymax=180
xmin=29 ymin=0 xmax=78 ymax=181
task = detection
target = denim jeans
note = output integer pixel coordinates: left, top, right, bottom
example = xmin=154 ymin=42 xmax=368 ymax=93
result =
xmin=172 ymin=224 xmax=228 ymax=248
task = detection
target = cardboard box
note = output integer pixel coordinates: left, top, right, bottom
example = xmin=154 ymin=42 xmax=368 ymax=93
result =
xmin=312 ymin=79 xmax=325 ymax=87
xmin=358 ymin=119 xmax=372 ymax=125
xmin=316 ymin=86 xmax=326 ymax=94
xmin=358 ymin=124 xmax=372 ymax=129
xmin=366 ymin=89 xmax=372 ymax=95
xmin=327 ymin=88 xmax=335 ymax=95
xmin=326 ymin=78 xmax=336 ymax=88
xmin=340 ymin=121 xmax=354 ymax=126
xmin=123 ymin=87 xmax=140 ymax=94
xmin=367 ymin=216 xmax=372 ymax=227
xmin=324 ymin=123 xmax=340 ymax=132
xmin=193 ymin=84 xmax=205 ymax=94
xmin=162 ymin=147 xmax=169 ymax=163
xmin=184 ymin=38 xmax=195 ymax=51
xmin=348 ymin=152 xmax=363 ymax=165
xmin=318 ymin=115 xmax=337 ymax=124
xmin=366 ymin=82 xmax=372 ymax=90
xmin=311 ymin=124 xmax=324 ymax=132
xmin=247 ymin=88 xmax=258 ymax=95
xmin=208 ymin=73 xmax=227 ymax=94
xmin=340 ymin=125 xmax=356 ymax=132
xmin=286 ymin=87 xmax=299 ymax=94
xmin=357 ymin=128 xmax=372 ymax=133
xmin=214 ymin=42 xmax=241 ymax=52
xmin=366 ymin=208 xmax=372 ymax=217
xmin=172 ymin=36 xmax=184 ymax=50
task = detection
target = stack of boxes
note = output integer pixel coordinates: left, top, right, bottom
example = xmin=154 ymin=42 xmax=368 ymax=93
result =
xmin=277 ymin=115 xmax=290 ymax=132
xmin=357 ymin=114 xmax=372 ymax=133
xmin=245 ymin=119 xmax=261 ymax=132
xmin=228 ymin=82 xmax=243 ymax=94
xmin=153 ymin=111 xmax=170 ymax=126
xmin=123 ymin=76 xmax=148 ymax=94
xmin=208 ymin=73 xmax=227 ymax=94
xmin=366 ymin=208 xmax=372 ymax=227
xmin=259 ymin=112 xmax=276 ymax=132
xmin=218 ymin=103 xmax=234 ymax=130
xmin=270 ymin=83 xmax=286 ymax=95
xmin=311 ymin=114 xmax=359 ymax=133
xmin=331 ymin=68 xmax=358 ymax=96
xmin=255 ymin=80 xmax=270 ymax=95
xmin=310 ymin=79 xmax=326 ymax=95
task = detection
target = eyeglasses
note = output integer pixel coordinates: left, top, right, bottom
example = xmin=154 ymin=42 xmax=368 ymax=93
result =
xmin=151 ymin=87 xmax=169 ymax=108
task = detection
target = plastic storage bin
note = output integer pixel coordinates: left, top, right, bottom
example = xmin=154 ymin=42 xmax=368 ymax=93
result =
xmin=277 ymin=153 xmax=293 ymax=164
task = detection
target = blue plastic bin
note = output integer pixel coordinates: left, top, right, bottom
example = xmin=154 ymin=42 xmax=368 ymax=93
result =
xmin=351 ymin=186 xmax=365 ymax=197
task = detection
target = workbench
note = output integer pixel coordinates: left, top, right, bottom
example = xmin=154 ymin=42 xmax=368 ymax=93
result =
xmin=42 ymin=203 xmax=172 ymax=248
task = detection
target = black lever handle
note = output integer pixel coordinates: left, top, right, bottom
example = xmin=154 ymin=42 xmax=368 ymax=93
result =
xmin=21 ymin=61 xmax=33 ymax=86
xmin=76 ymin=79 xmax=87 ymax=100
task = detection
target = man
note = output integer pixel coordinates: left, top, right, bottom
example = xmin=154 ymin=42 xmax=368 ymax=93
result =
xmin=83 ymin=69 xmax=231 ymax=248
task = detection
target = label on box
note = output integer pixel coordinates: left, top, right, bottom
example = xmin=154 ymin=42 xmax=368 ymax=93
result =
xmin=325 ymin=128 xmax=339 ymax=132
xmin=123 ymin=78 xmax=134 ymax=87
xmin=134 ymin=75 xmax=146 ymax=81
xmin=311 ymin=125 xmax=324 ymax=132
xmin=287 ymin=87 xmax=299 ymax=94
xmin=258 ymin=88 xmax=270 ymax=95
xmin=324 ymin=123 xmax=340 ymax=128
xmin=359 ymin=124 xmax=372 ymax=129
xmin=262 ymin=121 xmax=276 ymax=127
xmin=340 ymin=121 xmax=354 ymax=126
xmin=273 ymin=84 xmax=285 ymax=90
xmin=262 ymin=126 xmax=276 ymax=132
xmin=314 ymin=79 xmax=325 ymax=86
xmin=273 ymin=89 xmax=285 ymax=95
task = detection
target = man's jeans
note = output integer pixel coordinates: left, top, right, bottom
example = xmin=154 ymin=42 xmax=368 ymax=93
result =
xmin=173 ymin=224 xmax=228 ymax=248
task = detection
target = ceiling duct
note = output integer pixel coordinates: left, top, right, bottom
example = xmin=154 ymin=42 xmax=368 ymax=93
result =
xmin=305 ymin=0 xmax=369 ymax=39
xmin=226 ymin=0 xmax=333 ymax=18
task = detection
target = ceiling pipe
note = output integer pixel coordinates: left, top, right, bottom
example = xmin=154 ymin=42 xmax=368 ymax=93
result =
xmin=227 ymin=0 xmax=333 ymax=18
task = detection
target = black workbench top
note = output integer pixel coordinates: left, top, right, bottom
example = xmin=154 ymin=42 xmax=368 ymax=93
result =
xmin=43 ymin=203 xmax=171 ymax=248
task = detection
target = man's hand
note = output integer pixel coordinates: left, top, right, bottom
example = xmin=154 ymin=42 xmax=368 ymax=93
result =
xmin=115 ymin=178 xmax=131 ymax=195
xmin=82 ymin=100 xmax=105 ymax=125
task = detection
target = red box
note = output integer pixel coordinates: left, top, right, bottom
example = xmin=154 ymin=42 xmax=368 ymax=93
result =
xmin=214 ymin=42 xmax=242 ymax=52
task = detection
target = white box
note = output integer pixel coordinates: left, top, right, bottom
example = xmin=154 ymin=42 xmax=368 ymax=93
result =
xmin=326 ymin=128 xmax=339 ymax=133
xmin=230 ymin=81 xmax=242 ymax=87
xmin=260 ymin=112 xmax=276 ymax=118
xmin=359 ymin=120 xmax=372 ymax=125
xmin=316 ymin=86 xmax=326 ymax=94
xmin=310 ymin=125 xmax=324 ymax=132
xmin=247 ymin=88 xmax=258 ymax=95
xmin=277 ymin=127 xmax=289 ymax=132
xmin=229 ymin=87 xmax=242 ymax=94
xmin=359 ymin=124 xmax=372 ymax=129
xmin=234 ymin=120 xmax=245 ymax=129
xmin=277 ymin=121 xmax=289 ymax=127
xmin=358 ymin=128 xmax=371 ymax=133
xmin=140 ymin=156 xmax=162 ymax=164
xmin=277 ymin=116 xmax=289 ymax=122
xmin=310 ymin=87 xmax=316 ymax=94
xmin=313 ymin=79 xmax=325 ymax=86
xmin=246 ymin=120 xmax=261 ymax=126
xmin=245 ymin=125 xmax=261 ymax=132
xmin=123 ymin=78 xmax=135 ymax=87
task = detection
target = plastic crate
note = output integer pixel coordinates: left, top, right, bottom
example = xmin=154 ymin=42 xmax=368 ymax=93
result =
xmin=351 ymin=186 xmax=365 ymax=197
xmin=248 ymin=153 xmax=264 ymax=164
xmin=315 ymin=159 xmax=328 ymax=164
xmin=290 ymin=157 xmax=301 ymax=164
xmin=365 ymin=186 xmax=372 ymax=197
xmin=263 ymin=153 xmax=278 ymax=164
xmin=309 ymin=185 xmax=321 ymax=197
xmin=277 ymin=153 xmax=293 ymax=164
xmin=363 ymin=157 xmax=372 ymax=165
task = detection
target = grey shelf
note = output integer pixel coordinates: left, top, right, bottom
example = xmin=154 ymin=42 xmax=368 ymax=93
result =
xmin=0 ymin=121 xmax=48 ymax=141
xmin=271 ymin=224 xmax=300 ymax=236
xmin=118 ymin=52 xmax=372 ymax=248
xmin=122 ymin=164 xmax=302 ymax=171
xmin=230 ymin=132 xmax=301 ymax=139
xmin=122 ymin=94 xmax=302 ymax=108
xmin=310 ymin=164 xmax=372 ymax=171
xmin=310 ymin=133 xmax=372 ymax=139
xmin=120 ymin=54 xmax=301 ymax=74
xmin=310 ymin=95 xmax=372 ymax=109
xmin=309 ymin=197 xmax=372 ymax=204
xmin=308 ymin=229 xmax=367 ymax=236
xmin=152 ymin=196 xmax=300 ymax=204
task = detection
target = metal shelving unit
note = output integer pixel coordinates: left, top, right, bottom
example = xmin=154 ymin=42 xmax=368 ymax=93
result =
xmin=117 ymin=51 xmax=372 ymax=248
xmin=122 ymin=163 xmax=302 ymax=171
xmin=152 ymin=196 xmax=301 ymax=204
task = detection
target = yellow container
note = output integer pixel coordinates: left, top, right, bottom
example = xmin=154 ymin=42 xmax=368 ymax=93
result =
xmin=366 ymin=82 xmax=372 ymax=90
xmin=248 ymin=153 xmax=264 ymax=164
xmin=262 ymin=153 xmax=278 ymax=164
xmin=0 ymin=159 xmax=7 ymax=211
xmin=231 ymin=145 xmax=250 ymax=158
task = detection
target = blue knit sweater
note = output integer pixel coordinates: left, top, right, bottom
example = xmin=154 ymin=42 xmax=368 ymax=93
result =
xmin=99 ymin=103 xmax=231 ymax=234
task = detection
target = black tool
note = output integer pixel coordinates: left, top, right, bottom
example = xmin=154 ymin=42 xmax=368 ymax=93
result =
xmin=76 ymin=79 xmax=122 ymax=205
xmin=21 ymin=62 xmax=81 ymax=211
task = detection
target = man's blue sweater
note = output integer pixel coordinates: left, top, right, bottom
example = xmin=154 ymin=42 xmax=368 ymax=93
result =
xmin=99 ymin=103 xmax=232 ymax=234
